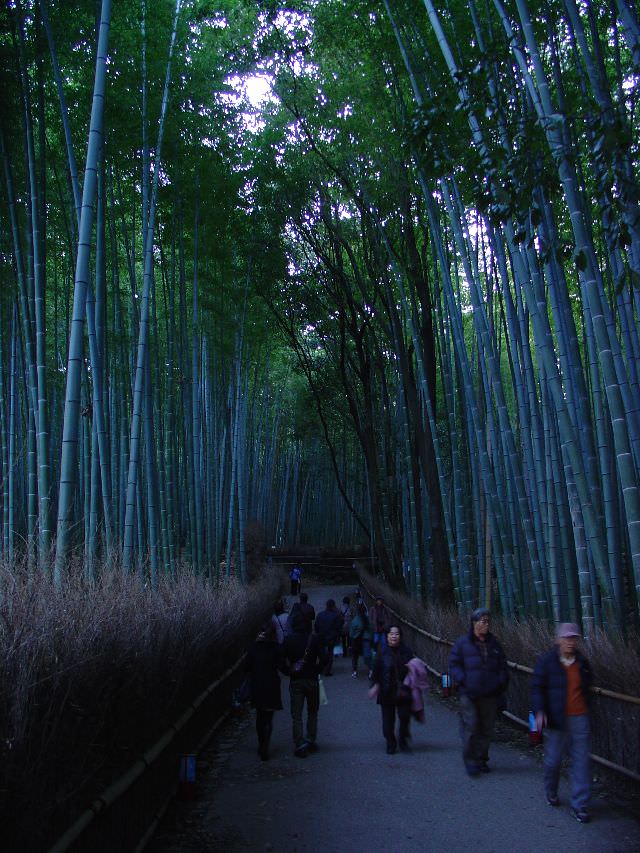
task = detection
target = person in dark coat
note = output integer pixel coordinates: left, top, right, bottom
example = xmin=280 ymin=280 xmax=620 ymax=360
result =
xmin=449 ymin=608 xmax=509 ymax=776
xmin=283 ymin=612 xmax=328 ymax=757
xmin=340 ymin=596 xmax=353 ymax=658
xmin=369 ymin=625 xmax=414 ymax=754
xmin=314 ymin=599 xmax=344 ymax=675
xmin=349 ymin=603 xmax=371 ymax=677
xmin=245 ymin=622 xmax=288 ymax=760
xmin=287 ymin=592 xmax=315 ymax=638
xmin=531 ymin=623 xmax=593 ymax=822
xmin=298 ymin=592 xmax=315 ymax=629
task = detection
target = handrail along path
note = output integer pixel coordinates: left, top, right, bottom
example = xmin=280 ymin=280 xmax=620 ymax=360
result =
xmin=48 ymin=654 xmax=247 ymax=853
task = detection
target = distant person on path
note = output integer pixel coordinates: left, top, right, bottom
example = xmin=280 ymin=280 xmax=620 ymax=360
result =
xmin=368 ymin=596 xmax=390 ymax=654
xmin=314 ymin=599 xmax=344 ymax=676
xmin=531 ymin=623 xmax=593 ymax=823
xmin=271 ymin=598 xmax=288 ymax=644
xmin=298 ymin=591 xmax=316 ymax=633
xmin=449 ymin=607 xmax=509 ymax=777
xmin=340 ymin=596 xmax=353 ymax=657
xmin=369 ymin=625 xmax=414 ymax=753
xmin=289 ymin=563 xmax=302 ymax=595
xmin=245 ymin=622 xmax=287 ymax=761
xmin=283 ymin=612 xmax=328 ymax=757
xmin=349 ymin=603 xmax=371 ymax=677
xmin=286 ymin=592 xmax=315 ymax=638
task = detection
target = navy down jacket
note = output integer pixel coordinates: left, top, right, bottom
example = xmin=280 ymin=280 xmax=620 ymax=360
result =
xmin=449 ymin=631 xmax=509 ymax=698
xmin=314 ymin=608 xmax=344 ymax=644
xmin=530 ymin=647 xmax=592 ymax=729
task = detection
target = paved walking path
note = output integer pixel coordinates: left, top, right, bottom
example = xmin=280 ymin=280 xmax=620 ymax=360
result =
xmin=149 ymin=585 xmax=640 ymax=853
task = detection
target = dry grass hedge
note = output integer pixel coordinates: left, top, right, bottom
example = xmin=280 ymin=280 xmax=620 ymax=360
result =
xmin=0 ymin=560 xmax=282 ymax=852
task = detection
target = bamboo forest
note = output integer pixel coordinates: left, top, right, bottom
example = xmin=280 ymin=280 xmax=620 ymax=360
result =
xmin=1 ymin=0 xmax=640 ymax=633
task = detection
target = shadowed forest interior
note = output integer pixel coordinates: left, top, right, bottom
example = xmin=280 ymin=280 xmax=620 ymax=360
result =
xmin=2 ymin=0 xmax=640 ymax=627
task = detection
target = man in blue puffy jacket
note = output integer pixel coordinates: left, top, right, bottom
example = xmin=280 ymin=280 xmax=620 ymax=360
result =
xmin=449 ymin=608 xmax=509 ymax=776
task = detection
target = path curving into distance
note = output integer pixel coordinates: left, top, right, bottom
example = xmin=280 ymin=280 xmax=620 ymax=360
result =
xmin=149 ymin=584 xmax=640 ymax=853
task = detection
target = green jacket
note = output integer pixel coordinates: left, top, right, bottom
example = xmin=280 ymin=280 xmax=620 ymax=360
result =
xmin=349 ymin=612 xmax=370 ymax=640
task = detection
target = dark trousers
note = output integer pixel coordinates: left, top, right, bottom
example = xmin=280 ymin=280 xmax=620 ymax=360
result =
xmin=289 ymin=677 xmax=319 ymax=747
xmin=381 ymin=702 xmax=410 ymax=749
xmin=290 ymin=580 xmax=300 ymax=595
xmin=341 ymin=631 xmax=350 ymax=657
xmin=372 ymin=631 xmax=387 ymax=653
xmin=351 ymin=636 xmax=364 ymax=671
xmin=458 ymin=694 xmax=497 ymax=767
xmin=255 ymin=708 xmax=274 ymax=756
xmin=320 ymin=641 xmax=335 ymax=674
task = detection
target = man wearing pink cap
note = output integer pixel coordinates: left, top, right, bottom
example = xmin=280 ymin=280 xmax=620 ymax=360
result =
xmin=531 ymin=623 xmax=593 ymax=823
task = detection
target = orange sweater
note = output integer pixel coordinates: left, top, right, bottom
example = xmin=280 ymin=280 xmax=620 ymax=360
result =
xmin=565 ymin=660 xmax=588 ymax=716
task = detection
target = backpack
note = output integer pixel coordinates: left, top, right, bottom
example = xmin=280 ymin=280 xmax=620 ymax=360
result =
xmin=273 ymin=612 xmax=288 ymax=643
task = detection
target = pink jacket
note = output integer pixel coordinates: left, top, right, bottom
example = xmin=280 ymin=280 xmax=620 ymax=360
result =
xmin=403 ymin=657 xmax=429 ymax=720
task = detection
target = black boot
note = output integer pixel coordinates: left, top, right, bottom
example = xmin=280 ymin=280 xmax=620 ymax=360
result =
xmin=256 ymin=714 xmax=270 ymax=760
xmin=262 ymin=720 xmax=273 ymax=760
xmin=399 ymin=725 xmax=411 ymax=752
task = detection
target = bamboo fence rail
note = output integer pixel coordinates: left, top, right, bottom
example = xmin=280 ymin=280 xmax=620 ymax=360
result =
xmin=48 ymin=654 xmax=247 ymax=853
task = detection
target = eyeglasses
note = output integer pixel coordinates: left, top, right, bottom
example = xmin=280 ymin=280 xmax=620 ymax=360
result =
xmin=477 ymin=617 xmax=490 ymax=624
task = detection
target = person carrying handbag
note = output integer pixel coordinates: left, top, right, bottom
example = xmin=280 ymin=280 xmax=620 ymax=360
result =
xmin=531 ymin=623 xmax=593 ymax=823
xmin=283 ymin=613 xmax=329 ymax=757
xmin=369 ymin=625 xmax=414 ymax=753
xmin=349 ymin=603 xmax=371 ymax=677
xmin=245 ymin=622 xmax=288 ymax=761
xmin=340 ymin=596 xmax=354 ymax=657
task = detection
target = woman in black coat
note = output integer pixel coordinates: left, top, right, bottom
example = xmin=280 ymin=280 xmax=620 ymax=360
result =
xmin=245 ymin=623 xmax=287 ymax=760
xmin=370 ymin=625 xmax=414 ymax=753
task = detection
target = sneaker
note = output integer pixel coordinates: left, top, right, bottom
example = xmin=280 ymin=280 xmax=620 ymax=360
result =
xmin=304 ymin=741 xmax=318 ymax=753
xmin=465 ymin=761 xmax=481 ymax=777
xmin=572 ymin=808 xmax=591 ymax=823
xmin=351 ymin=671 xmax=358 ymax=678
xmin=294 ymin=745 xmax=308 ymax=758
xmin=546 ymin=794 xmax=560 ymax=807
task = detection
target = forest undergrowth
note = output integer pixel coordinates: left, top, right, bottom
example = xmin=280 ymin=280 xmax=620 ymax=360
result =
xmin=360 ymin=570 xmax=640 ymax=798
xmin=0 ymin=559 xmax=281 ymax=851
